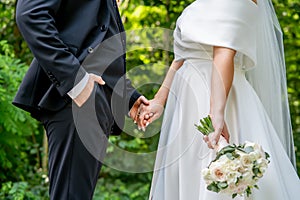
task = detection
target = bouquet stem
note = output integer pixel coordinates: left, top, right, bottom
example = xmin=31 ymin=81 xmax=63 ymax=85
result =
xmin=195 ymin=115 xmax=228 ymax=152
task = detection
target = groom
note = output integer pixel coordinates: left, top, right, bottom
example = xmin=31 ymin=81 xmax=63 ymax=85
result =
xmin=13 ymin=0 xmax=148 ymax=199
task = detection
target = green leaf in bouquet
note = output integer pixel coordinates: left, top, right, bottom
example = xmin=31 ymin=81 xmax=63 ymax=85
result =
xmin=265 ymin=152 xmax=270 ymax=160
xmin=244 ymin=146 xmax=254 ymax=153
xmin=236 ymin=176 xmax=243 ymax=183
xmin=225 ymin=153 xmax=235 ymax=160
xmin=254 ymin=184 xmax=259 ymax=190
xmin=232 ymin=151 xmax=240 ymax=159
xmin=253 ymin=167 xmax=260 ymax=176
xmin=246 ymin=186 xmax=252 ymax=197
xmin=232 ymin=193 xmax=238 ymax=199
xmin=216 ymin=145 xmax=236 ymax=159
xmin=236 ymin=147 xmax=247 ymax=154
xmin=217 ymin=182 xmax=228 ymax=189
xmin=207 ymin=182 xmax=220 ymax=193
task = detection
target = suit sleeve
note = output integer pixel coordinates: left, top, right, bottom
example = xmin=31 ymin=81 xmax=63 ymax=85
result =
xmin=16 ymin=0 xmax=87 ymax=97
xmin=125 ymin=78 xmax=141 ymax=113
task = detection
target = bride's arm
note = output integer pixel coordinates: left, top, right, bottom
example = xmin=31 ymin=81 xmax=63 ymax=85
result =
xmin=205 ymin=46 xmax=236 ymax=148
xmin=136 ymin=60 xmax=184 ymax=130
xmin=153 ymin=60 xmax=184 ymax=106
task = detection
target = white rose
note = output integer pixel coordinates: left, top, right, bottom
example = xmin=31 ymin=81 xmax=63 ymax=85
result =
xmin=226 ymin=171 xmax=241 ymax=184
xmin=240 ymin=154 xmax=254 ymax=168
xmin=210 ymin=164 xmax=227 ymax=182
xmin=234 ymin=181 xmax=248 ymax=195
xmin=202 ymin=168 xmax=212 ymax=183
xmin=256 ymin=158 xmax=269 ymax=176
xmin=223 ymin=183 xmax=237 ymax=194
xmin=249 ymin=151 xmax=260 ymax=160
xmin=241 ymin=171 xmax=255 ymax=185
xmin=253 ymin=143 xmax=262 ymax=152
xmin=254 ymin=145 xmax=266 ymax=159
xmin=244 ymin=141 xmax=255 ymax=149
xmin=218 ymin=154 xmax=231 ymax=163
xmin=244 ymin=142 xmax=264 ymax=156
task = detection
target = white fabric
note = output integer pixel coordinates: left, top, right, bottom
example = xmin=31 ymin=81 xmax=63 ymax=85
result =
xmin=67 ymin=72 xmax=89 ymax=99
xmin=174 ymin=0 xmax=257 ymax=70
xmin=246 ymin=0 xmax=296 ymax=166
xmin=149 ymin=0 xmax=300 ymax=199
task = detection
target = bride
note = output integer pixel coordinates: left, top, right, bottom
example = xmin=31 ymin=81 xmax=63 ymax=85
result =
xmin=136 ymin=0 xmax=300 ymax=199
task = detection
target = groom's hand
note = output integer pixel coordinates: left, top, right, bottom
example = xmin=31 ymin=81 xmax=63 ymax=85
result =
xmin=129 ymin=96 xmax=149 ymax=125
xmin=73 ymin=73 xmax=105 ymax=107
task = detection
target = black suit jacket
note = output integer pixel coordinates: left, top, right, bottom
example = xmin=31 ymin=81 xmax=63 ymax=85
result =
xmin=13 ymin=0 xmax=140 ymax=135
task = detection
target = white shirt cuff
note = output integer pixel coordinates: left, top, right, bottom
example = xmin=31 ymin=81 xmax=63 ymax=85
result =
xmin=67 ymin=72 xmax=89 ymax=99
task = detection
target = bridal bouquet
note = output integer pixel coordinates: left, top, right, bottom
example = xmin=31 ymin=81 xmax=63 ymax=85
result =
xmin=195 ymin=116 xmax=270 ymax=198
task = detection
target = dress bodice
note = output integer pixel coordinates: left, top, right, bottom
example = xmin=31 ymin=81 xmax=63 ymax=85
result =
xmin=174 ymin=0 xmax=258 ymax=70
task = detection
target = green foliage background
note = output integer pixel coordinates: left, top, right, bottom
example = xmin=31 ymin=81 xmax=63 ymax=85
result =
xmin=0 ymin=0 xmax=299 ymax=199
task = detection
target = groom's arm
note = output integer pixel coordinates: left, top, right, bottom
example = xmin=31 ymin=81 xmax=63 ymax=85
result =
xmin=16 ymin=0 xmax=87 ymax=98
xmin=126 ymin=79 xmax=149 ymax=122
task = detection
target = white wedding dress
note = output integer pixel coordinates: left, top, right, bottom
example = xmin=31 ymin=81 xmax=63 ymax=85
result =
xmin=149 ymin=0 xmax=300 ymax=199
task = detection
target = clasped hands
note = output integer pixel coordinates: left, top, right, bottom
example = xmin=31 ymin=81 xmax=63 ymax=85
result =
xmin=129 ymin=98 xmax=164 ymax=131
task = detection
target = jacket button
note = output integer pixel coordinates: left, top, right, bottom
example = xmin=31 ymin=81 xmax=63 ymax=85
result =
xmin=54 ymin=80 xmax=60 ymax=87
xmin=100 ymin=25 xmax=107 ymax=32
xmin=87 ymin=47 xmax=94 ymax=53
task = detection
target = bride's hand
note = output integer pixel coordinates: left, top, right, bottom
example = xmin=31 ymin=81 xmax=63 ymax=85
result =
xmin=137 ymin=99 xmax=164 ymax=131
xmin=203 ymin=115 xmax=230 ymax=149
xmin=221 ymin=123 xmax=230 ymax=142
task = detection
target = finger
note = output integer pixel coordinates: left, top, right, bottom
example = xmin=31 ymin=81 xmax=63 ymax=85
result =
xmin=139 ymin=110 xmax=147 ymax=124
xmin=221 ymin=131 xmax=229 ymax=142
xmin=135 ymin=106 xmax=142 ymax=127
xmin=222 ymin=124 xmax=230 ymax=142
xmin=139 ymin=96 xmax=150 ymax=106
xmin=144 ymin=112 xmax=154 ymax=121
xmin=146 ymin=112 xmax=160 ymax=124
xmin=142 ymin=116 xmax=150 ymax=127
xmin=206 ymin=141 xmax=213 ymax=149
xmin=138 ymin=109 xmax=148 ymax=131
xmin=144 ymin=113 xmax=150 ymax=120
xmin=144 ymin=120 xmax=150 ymax=127
xmin=94 ymin=75 xmax=106 ymax=85
xmin=130 ymin=96 xmax=148 ymax=124
xmin=203 ymin=135 xmax=209 ymax=142
xmin=137 ymin=104 xmax=148 ymax=130
xmin=129 ymin=104 xmax=139 ymax=124
xmin=211 ymin=140 xmax=216 ymax=147
xmin=207 ymin=133 xmax=218 ymax=148
xmin=129 ymin=107 xmax=136 ymax=121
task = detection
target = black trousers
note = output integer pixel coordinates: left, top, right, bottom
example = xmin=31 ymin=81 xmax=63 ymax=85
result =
xmin=40 ymin=85 xmax=114 ymax=200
